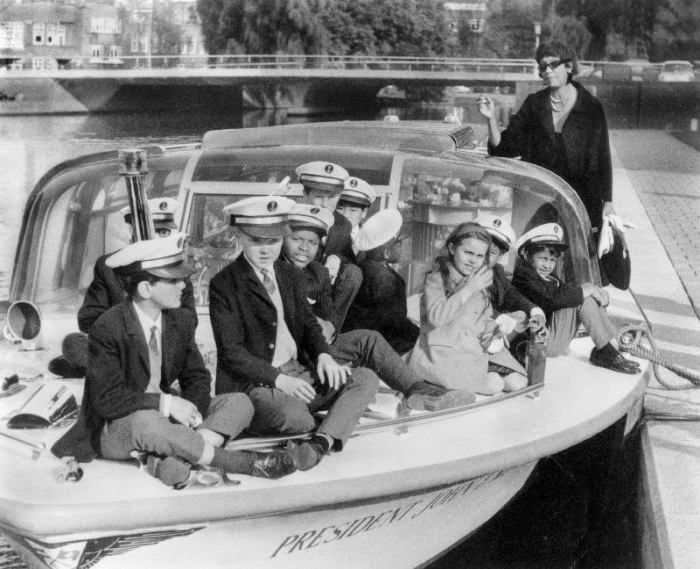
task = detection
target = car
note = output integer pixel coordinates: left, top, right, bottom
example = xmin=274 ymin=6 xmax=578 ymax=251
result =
xmin=657 ymin=60 xmax=695 ymax=82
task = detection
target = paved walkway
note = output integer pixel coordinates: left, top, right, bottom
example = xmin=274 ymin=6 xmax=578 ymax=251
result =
xmin=610 ymin=129 xmax=700 ymax=569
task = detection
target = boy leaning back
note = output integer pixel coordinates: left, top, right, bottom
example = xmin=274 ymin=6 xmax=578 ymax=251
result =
xmin=209 ymin=196 xmax=378 ymax=470
xmin=512 ymin=223 xmax=640 ymax=374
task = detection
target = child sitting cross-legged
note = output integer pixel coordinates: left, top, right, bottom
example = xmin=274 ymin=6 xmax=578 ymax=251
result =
xmin=512 ymin=223 xmax=640 ymax=374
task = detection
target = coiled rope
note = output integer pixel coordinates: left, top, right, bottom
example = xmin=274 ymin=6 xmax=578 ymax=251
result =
xmin=616 ymin=324 xmax=700 ymax=390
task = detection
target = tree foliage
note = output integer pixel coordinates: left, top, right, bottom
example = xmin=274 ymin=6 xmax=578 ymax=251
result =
xmin=197 ymin=0 xmax=450 ymax=56
xmin=152 ymin=3 xmax=184 ymax=55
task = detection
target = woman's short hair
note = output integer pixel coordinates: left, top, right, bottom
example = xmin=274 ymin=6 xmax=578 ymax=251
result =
xmin=535 ymin=41 xmax=578 ymax=78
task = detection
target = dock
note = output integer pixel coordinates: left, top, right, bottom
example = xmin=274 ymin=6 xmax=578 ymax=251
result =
xmin=610 ymin=129 xmax=700 ymax=569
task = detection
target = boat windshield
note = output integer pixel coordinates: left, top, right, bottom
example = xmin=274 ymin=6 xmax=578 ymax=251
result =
xmin=10 ymin=153 xmax=189 ymax=311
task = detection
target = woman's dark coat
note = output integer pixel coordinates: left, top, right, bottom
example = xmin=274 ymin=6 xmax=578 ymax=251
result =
xmin=488 ymin=81 xmax=612 ymax=233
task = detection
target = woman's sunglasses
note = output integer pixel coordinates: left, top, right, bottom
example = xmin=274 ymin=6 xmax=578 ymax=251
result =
xmin=538 ymin=59 xmax=570 ymax=73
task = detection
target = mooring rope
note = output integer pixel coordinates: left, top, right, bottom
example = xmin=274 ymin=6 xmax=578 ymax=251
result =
xmin=616 ymin=324 xmax=700 ymax=390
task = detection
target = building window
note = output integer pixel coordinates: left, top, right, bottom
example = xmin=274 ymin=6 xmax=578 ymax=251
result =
xmin=56 ymin=24 xmax=66 ymax=46
xmin=90 ymin=17 xmax=120 ymax=34
xmin=130 ymin=34 xmax=139 ymax=53
xmin=90 ymin=44 xmax=103 ymax=58
xmin=32 ymin=22 xmax=45 ymax=45
xmin=32 ymin=56 xmax=57 ymax=70
xmin=108 ymin=45 xmax=121 ymax=58
xmin=0 ymin=22 xmax=24 ymax=49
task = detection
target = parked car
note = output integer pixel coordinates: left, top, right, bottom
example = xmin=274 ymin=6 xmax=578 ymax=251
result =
xmin=657 ymin=60 xmax=695 ymax=82
xmin=624 ymin=58 xmax=651 ymax=81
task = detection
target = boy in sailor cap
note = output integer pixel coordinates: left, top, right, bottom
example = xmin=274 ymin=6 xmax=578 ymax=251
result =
xmin=282 ymin=204 xmax=475 ymax=411
xmin=336 ymin=177 xmax=376 ymax=254
xmin=474 ymin=214 xmax=546 ymax=335
xmin=296 ymin=161 xmax=363 ymax=330
xmin=53 ymin=233 xmax=298 ymax=483
xmin=512 ymin=223 xmax=640 ymax=374
xmin=50 ymin=197 xmax=196 ymax=379
xmin=343 ymin=209 xmax=421 ymax=356
xmin=209 ymin=196 xmax=378 ymax=471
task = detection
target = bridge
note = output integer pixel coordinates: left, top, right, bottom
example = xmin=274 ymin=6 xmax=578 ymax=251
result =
xmin=0 ymin=55 xmax=695 ymax=124
xmin=0 ymin=55 xmax=540 ymax=115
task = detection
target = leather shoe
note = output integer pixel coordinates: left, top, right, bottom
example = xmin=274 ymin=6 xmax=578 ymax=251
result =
xmin=249 ymin=449 xmax=297 ymax=479
xmin=406 ymin=381 xmax=476 ymax=411
xmin=590 ymin=348 xmax=640 ymax=375
xmin=286 ymin=440 xmax=325 ymax=471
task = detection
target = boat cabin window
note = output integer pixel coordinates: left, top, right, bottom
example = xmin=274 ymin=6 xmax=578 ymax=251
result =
xmin=395 ymin=155 xmax=594 ymax=295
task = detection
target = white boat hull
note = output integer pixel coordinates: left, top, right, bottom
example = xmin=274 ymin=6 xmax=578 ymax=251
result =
xmin=2 ymin=463 xmax=534 ymax=569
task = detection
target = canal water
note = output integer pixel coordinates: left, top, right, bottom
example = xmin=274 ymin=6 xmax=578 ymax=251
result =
xmin=0 ymin=105 xmax=640 ymax=569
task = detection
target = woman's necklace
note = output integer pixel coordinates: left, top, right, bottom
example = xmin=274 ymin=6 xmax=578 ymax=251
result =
xmin=550 ymin=85 xmax=573 ymax=112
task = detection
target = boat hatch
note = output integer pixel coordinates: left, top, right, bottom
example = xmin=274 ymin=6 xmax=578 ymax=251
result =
xmin=200 ymin=122 xmax=464 ymax=154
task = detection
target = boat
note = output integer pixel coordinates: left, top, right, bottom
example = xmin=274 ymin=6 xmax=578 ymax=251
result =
xmin=0 ymin=120 xmax=648 ymax=569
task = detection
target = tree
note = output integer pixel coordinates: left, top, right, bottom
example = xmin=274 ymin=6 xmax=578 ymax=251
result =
xmin=152 ymin=2 xmax=184 ymax=55
xmin=197 ymin=0 xmax=328 ymax=55
xmin=650 ymin=0 xmax=700 ymax=60
xmin=197 ymin=0 xmax=450 ymax=57
xmin=548 ymin=14 xmax=591 ymax=59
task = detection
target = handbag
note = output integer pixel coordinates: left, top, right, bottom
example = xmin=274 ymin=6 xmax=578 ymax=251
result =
xmin=598 ymin=216 xmax=632 ymax=290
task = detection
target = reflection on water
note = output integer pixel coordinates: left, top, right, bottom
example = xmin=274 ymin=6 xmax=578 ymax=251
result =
xmin=0 ymin=108 xmax=385 ymax=296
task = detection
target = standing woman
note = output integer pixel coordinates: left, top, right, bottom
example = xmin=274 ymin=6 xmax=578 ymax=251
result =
xmin=477 ymin=42 xmax=614 ymax=238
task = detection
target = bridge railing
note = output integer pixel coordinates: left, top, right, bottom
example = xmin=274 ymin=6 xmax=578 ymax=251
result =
xmin=3 ymin=54 xmax=538 ymax=75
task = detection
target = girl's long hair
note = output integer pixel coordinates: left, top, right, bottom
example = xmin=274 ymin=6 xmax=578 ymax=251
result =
xmin=429 ymin=222 xmax=491 ymax=294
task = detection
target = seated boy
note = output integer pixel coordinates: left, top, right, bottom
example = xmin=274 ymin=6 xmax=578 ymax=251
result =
xmin=512 ymin=223 xmax=640 ymax=374
xmin=50 ymin=198 xmax=197 ymax=379
xmin=52 ymin=233 xmax=297 ymax=485
xmin=209 ymin=196 xmax=379 ymax=470
xmin=296 ymin=161 xmax=362 ymax=329
xmin=342 ymin=209 xmax=420 ymax=355
xmin=335 ymin=176 xmax=375 ymax=256
xmin=282 ymin=203 xmax=475 ymax=411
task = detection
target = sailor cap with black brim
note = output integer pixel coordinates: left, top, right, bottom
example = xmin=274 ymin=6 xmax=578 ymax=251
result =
xmin=223 ymin=196 xmax=295 ymax=239
xmin=516 ymin=223 xmax=569 ymax=256
xmin=288 ymin=203 xmax=335 ymax=237
xmin=120 ymin=197 xmax=179 ymax=229
xmin=474 ymin=214 xmax=516 ymax=251
xmin=355 ymin=209 xmax=403 ymax=252
xmin=295 ymin=161 xmax=349 ymax=194
xmin=339 ymin=177 xmax=376 ymax=208
xmin=106 ymin=232 xmax=195 ymax=279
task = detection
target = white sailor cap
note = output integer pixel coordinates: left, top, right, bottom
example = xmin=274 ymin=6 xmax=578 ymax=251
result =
xmin=295 ymin=161 xmax=349 ymax=194
xmin=288 ymin=203 xmax=335 ymax=237
xmin=120 ymin=197 xmax=179 ymax=228
xmin=106 ymin=232 xmax=195 ymax=278
xmin=516 ymin=223 xmax=569 ymax=256
xmin=223 ymin=196 xmax=295 ymax=238
xmin=355 ymin=209 xmax=403 ymax=252
xmin=474 ymin=214 xmax=516 ymax=251
xmin=339 ymin=177 xmax=376 ymax=208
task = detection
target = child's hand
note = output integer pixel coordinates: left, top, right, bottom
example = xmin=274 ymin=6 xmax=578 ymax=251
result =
xmin=275 ymin=374 xmax=316 ymax=403
xmin=580 ymin=282 xmax=597 ymax=298
xmin=468 ymin=265 xmax=493 ymax=291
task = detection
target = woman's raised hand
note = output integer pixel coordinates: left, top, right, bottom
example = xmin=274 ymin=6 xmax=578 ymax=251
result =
xmin=477 ymin=96 xmax=495 ymax=119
